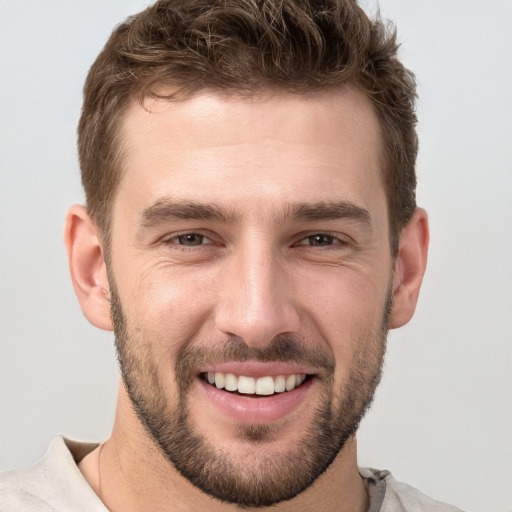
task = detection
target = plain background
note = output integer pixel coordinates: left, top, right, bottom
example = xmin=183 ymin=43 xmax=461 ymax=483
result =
xmin=0 ymin=1 xmax=511 ymax=511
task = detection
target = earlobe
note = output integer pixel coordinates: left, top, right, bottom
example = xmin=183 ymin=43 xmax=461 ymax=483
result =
xmin=388 ymin=208 xmax=429 ymax=329
xmin=64 ymin=205 xmax=113 ymax=331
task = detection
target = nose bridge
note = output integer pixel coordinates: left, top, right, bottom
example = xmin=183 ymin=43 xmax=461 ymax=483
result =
xmin=215 ymin=234 xmax=299 ymax=346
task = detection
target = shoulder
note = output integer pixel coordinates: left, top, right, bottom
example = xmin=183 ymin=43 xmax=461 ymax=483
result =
xmin=360 ymin=468 xmax=465 ymax=512
xmin=1 ymin=448 xmax=57 ymax=512
xmin=0 ymin=436 xmax=104 ymax=512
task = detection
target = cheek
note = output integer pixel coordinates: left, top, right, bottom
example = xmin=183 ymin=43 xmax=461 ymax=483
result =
xmin=298 ymin=264 xmax=388 ymax=327
xmin=119 ymin=262 xmax=218 ymax=351
xmin=294 ymin=267 xmax=389 ymax=380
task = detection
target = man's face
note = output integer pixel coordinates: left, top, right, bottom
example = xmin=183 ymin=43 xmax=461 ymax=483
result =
xmin=107 ymin=88 xmax=394 ymax=506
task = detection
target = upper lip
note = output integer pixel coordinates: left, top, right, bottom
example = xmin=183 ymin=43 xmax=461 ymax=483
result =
xmin=198 ymin=361 xmax=316 ymax=378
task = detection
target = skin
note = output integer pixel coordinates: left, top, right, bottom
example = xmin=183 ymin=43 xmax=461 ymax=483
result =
xmin=65 ymin=87 xmax=429 ymax=512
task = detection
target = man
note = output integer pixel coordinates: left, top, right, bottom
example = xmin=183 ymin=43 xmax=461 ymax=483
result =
xmin=0 ymin=1 xmax=462 ymax=510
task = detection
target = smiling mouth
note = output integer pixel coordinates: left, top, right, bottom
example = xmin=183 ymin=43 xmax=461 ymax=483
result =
xmin=201 ymin=372 xmax=313 ymax=396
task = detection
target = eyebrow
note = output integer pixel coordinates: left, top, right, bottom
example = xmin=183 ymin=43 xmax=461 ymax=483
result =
xmin=287 ymin=201 xmax=371 ymax=225
xmin=140 ymin=199 xmax=239 ymax=227
xmin=140 ymin=198 xmax=371 ymax=227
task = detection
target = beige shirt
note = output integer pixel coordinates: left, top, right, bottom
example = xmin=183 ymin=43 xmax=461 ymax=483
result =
xmin=0 ymin=437 xmax=464 ymax=512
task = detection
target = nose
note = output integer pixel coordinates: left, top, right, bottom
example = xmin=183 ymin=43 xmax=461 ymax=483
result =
xmin=215 ymin=240 xmax=301 ymax=348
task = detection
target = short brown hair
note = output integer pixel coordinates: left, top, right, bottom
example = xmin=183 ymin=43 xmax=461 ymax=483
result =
xmin=78 ymin=0 xmax=417 ymax=253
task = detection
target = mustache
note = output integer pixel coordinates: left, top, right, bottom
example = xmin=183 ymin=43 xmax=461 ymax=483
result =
xmin=175 ymin=335 xmax=336 ymax=387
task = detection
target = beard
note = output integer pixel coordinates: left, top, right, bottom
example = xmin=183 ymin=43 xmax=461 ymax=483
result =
xmin=109 ymin=277 xmax=390 ymax=508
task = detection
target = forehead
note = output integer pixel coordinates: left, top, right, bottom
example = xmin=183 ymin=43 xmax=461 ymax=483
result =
xmin=114 ymin=87 xmax=385 ymax=222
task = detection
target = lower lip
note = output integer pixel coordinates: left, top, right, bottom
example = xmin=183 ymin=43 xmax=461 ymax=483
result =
xmin=198 ymin=377 xmax=314 ymax=424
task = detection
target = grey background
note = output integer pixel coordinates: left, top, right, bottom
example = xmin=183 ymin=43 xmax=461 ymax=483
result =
xmin=1 ymin=1 xmax=511 ymax=511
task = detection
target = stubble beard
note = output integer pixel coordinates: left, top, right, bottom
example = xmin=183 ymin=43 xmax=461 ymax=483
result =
xmin=109 ymin=279 xmax=390 ymax=508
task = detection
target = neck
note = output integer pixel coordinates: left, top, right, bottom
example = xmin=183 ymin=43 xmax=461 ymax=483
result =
xmin=80 ymin=383 xmax=368 ymax=512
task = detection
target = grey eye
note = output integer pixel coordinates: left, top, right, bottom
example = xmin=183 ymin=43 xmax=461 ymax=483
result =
xmin=176 ymin=234 xmax=205 ymax=246
xmin=305 ymin=234 xmax=336 ymax=246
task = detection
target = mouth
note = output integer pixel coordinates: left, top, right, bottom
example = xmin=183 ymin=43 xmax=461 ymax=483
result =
xmin=195 ymin=362 xmax=319 ymax=424
xmin=200 ymin=372 xmax=312 ymax=397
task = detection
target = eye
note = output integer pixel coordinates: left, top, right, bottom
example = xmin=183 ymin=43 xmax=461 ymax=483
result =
xmin=298 ymin=234 xmax=340 ymax=246
xmin=170 ymin=233 xmax=211 ymax=246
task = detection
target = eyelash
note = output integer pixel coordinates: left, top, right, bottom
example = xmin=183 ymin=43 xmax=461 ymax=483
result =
xmin=161 ymin=232 xmax=215 ymax=248
xmin=160 ymin=231 xmax=350 ymax=250
xmin=294 ymin=233 xmax=349 ymax=248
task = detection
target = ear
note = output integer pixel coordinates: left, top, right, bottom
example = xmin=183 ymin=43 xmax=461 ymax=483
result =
xmin=388 ymin=208 xmax=429 ymax=329
xmin=64 ymin=205 xmax=113 ymax=331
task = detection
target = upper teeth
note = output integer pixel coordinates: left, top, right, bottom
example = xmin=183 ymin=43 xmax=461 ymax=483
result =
xmin=206 ymin=372 xmax=307 ymax=395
